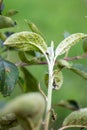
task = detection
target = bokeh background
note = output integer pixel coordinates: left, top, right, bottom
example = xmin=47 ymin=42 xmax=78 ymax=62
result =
xmin=2 ymin=0 xmax=87 ymax=129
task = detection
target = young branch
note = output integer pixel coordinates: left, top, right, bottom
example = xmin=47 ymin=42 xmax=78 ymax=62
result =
xmin=64 ymin=53 xmax=87 ymax=61
xmin=15 ymin=53 xmax=87 ymax=67
xmin=15 ymin=61 xmax=47 ymax=67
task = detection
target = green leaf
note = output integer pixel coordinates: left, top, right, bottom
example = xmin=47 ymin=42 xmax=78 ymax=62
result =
xmin=63 ymin=108 xmax=87 ymax=128
xmin=0 ymin=58 xmax=19 ymax=96
xmin=70 ymin=63 xmax=87 ymax=80
xmin=4 ymin=31 xmax=47 ymax=54
xmin=18 ymin=51 xmax=28 ymax=63
xmin=53 ymin=70 xmax=63 ymax=90
xmin=55 ymin=33 xmax=87 ymax=57
xmin=0 ymin=15 xmax=16 ymax=29
xmin=21 ymin=67 xmax=38 ymax=92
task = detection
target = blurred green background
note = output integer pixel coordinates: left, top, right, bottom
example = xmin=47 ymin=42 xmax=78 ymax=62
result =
xmin=2 ymin=0 xmax=87 ymax=129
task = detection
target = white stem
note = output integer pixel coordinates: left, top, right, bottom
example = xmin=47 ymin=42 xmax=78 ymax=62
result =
xmin=44 ymin=42 xmax=56 ymax=130
xmin=46 ymin=64 xmax=53 ymax=113
xmin=44 ymin=62 xmax=54 ymax=130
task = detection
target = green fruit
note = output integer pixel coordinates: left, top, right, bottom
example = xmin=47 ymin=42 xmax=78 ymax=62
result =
xmin=82 ymin=38 xmax=87 ymax=52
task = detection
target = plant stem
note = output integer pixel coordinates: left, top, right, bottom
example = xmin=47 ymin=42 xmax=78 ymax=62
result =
xmin=44 ymin=64 xmax=54 ymax=130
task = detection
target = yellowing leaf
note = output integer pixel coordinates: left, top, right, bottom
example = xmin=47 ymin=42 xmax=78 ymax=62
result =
xmin=55 ymin=33 xmax=87 ymax=57
xmin=4 ymin=31 xmax=47 ymax=54
xmin=63 ymin=108 xmax=87 ymax=128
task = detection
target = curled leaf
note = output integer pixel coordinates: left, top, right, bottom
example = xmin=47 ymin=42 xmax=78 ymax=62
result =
xmin=56 ymin=100 xmax=80 ymax=110
xmin=55 ymin=33 xmax=87 ymax=57
xmin=67 ymin=100 xmax=80 ymax=110
xmin=4 ymin=31 xmax=47 ymax=54
xmin=18 ymin=51 xmax=34 ymax=63
xmin=18 ymin=51 xmax=40 ymax=65
xmin=44 ymin=70 xmax=63 ymax=90
xmin=53 ymin=70 xmax=63 ymax=90
xmin=0 ymin=92 xmax=45 ymax=130
xmin=63 ymin=108 xmax=87 ymax=128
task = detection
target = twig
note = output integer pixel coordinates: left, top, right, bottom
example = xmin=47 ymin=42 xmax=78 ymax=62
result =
xmin=38 ymin=83 xmax=48 ymax=101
